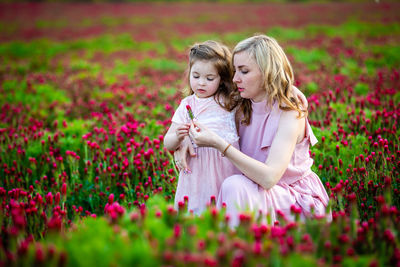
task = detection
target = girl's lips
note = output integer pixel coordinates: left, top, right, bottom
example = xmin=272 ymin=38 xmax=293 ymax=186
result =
xmin=238 ymin=87 xmax=244 ymax=92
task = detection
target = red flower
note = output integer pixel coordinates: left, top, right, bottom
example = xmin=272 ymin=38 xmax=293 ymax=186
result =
xmin=61 ymin=183 xmax=67 ymax=196
xmin=186 ymin=105 xmax=194 ymax=120
xmin=108 ymin=193 xmax=114 ymax=204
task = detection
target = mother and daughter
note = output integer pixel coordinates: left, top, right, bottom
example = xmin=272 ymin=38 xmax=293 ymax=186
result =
xmin=164 ymin=35 xmax=331 ymax=227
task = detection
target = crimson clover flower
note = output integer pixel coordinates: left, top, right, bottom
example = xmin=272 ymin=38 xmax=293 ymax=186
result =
xmin=186 ymin=105 xmax=194 ymax=121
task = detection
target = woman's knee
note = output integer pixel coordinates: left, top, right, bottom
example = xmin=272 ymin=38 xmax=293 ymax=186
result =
xmin=220 ymin=175 xmax=250 ymax=195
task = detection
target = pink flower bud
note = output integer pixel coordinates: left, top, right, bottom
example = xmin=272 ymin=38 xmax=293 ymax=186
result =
xmin=46 ymin=192 xmax=53 ymax=205
xmin=108 ymin=194 xmax=114 ymax=204
xmin=55 ymin=192 xmax=60 ymax=205
xmin=61 ymin=183 xmax=67 ymax=196
xmin=174 ymin=224 xmax=181 ymax=238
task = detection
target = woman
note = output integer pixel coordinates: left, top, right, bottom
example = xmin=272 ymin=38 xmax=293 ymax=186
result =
xmin=177 ymin=35 xmax=330 ymax=227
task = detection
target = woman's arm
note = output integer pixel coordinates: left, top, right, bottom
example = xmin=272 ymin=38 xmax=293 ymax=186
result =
xmin=163 ymin=122 xmax=190 ymax=151
xmin=189 ymin=111 xmax=305 ymax=190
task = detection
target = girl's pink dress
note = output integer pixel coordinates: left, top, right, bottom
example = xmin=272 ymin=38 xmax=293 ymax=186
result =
xmin=217 ymin=99 xmax=331 ymax=227
xmin=172 ymin=94 xmax=240 ymax=214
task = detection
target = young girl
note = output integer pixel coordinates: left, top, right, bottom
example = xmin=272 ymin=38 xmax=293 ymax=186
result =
xmin=164 ymin=40 xmax=240 ymax=214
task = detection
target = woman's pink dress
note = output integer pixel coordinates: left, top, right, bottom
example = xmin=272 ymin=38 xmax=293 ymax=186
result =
xmin=217 ymin=99 xmax=331 ymax=227
xmin=172 ymin=94 xmax=240 ymax=215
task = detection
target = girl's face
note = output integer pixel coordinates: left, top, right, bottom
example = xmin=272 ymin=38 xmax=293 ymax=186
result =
xmin=190 ymin=60 xmax=221 ymax=98
xmin=233 ymin=51 xmax=266 ymax=102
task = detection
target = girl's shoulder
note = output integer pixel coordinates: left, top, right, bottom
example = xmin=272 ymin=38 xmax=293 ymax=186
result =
xmin=180 ymin=94 xmax=194 ymax=102
xmin=177 ymin=94 xmax=195 ymax=107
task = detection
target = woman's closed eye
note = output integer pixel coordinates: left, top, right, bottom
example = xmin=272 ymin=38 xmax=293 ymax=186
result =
xmin=234 ymin=69 xmax=248 ymax=74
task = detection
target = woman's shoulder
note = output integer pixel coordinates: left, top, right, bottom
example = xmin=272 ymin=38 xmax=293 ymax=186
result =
xmin=279 ymin=109 xmax=305 ymax=121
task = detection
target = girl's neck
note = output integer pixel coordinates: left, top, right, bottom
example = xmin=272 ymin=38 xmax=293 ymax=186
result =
xmin=194 ymin=93 xmax=214 ymax=100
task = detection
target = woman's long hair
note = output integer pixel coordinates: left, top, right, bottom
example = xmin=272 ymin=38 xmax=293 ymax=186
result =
xmin=232 ymin=35 xmax=306 ymax=125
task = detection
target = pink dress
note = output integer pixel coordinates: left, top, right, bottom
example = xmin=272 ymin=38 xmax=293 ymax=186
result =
xmin=172 ymin=94 xmax=240 ymax=214
xmin=217 ymin=100 xmax=331 ymax=227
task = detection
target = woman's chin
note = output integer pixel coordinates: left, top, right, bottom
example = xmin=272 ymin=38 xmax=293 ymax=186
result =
xmin=239 ymin=92 xmax=250 ymax=99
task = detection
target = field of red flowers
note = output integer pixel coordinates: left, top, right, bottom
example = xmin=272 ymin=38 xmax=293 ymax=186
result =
xmin=1 ymin=2 xmax=400 ymax=266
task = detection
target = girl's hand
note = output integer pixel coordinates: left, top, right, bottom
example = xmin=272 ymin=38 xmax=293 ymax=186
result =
xmin=189 ymin=121 xmax=219 ymax=148
xmin=174 ymin=137 xmax=196 ymax=172
xmin=293 ymin=86 xmax=308 ymax=109
xmin=175 ymin=123 xmax=190 ymax=142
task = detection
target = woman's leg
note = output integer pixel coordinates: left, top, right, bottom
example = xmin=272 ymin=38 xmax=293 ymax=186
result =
xmin=217 ymin=174 xmax=262 ymax=228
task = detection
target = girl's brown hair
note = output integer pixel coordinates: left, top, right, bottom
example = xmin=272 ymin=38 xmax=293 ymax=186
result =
xmin=182 ymin=40 xmax=238 ymax=111
xmin=233 ymin=35 xmax=306 ymax=125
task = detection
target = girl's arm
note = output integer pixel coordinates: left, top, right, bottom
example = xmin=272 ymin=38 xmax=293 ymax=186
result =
xmin=189 ymin=110 xmax=305 ymax=190
xmin=173 ymin=136 xmax=196 ymax=172
xmin=164 ymin=122 xmax=190 ymax=151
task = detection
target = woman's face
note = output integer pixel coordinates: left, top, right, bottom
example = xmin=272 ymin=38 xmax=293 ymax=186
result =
xmin=233 ymin=51 xmax=266 ymax=102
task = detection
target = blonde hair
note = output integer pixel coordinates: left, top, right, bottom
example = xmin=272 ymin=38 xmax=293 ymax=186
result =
xmin=233 ymin=35 xmax=306 ymax=125
xmin=182 ymin=40 xmax=237 ymax=111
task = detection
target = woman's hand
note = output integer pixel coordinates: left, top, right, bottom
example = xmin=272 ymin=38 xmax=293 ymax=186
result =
xmin=174 ymin=136 xmax=196 ymax=172
xmin=188 ymin=121 xmax=220 ymax=148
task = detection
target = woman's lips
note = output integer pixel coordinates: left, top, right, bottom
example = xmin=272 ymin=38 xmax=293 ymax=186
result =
xmin=238 ymin=87 xmax=244 ymax=92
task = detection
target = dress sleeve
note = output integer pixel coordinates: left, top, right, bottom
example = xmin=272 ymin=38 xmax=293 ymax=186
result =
xmin=171 ymin=98 xmax=188 ymax=124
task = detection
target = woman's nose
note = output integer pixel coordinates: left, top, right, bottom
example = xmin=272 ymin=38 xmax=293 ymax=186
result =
xmin=233 ymin=72 xmax=240 ymax=83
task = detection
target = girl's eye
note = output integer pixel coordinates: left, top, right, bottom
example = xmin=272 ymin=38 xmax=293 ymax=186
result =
xmin=193 ymin=75 xmax=199 ymax=79
xmin=241 ymin=70 xmax=249 ymax=74
xmin=207 ymin=78 xmax=214 ymax=81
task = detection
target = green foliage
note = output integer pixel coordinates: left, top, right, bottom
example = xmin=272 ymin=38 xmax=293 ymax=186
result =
xmin=160 ymin=86 xmax=179 ymax=97
xmin=58 ymin=119 xmax=93 ymax=154
xmin=25 ymin=139 xmax=45 ymax=160
xmin=0 ymin=39 xmax=69 ymax=59
xmin=306 ymin=21 xmax=400 ymax=38
xmin=354 ymin=82 xmax=369 ymax=96
xmin=70 ymin=59 xmax=101 ymax=74
xmin=61 ymin=217 xmax=156 ymax=267
xmin=287 ymin=47 xmax=331 ymax=71
xmin=36 ymin=19 xmax=68 ymax=29
xmin=305 ymin=81 xmax=319 ymax=94
xmin=0 ymin=34 xmax=166 ymax=62
xmin=1 ymin=80 xmax=70 ymax=111
xmin=143 ymin=58 xmax=183 ymax=72
xmin=170 ymin=33 xmax=223 ymax=52
xmin=140 ymin=119 xmax=165 ymax=140
xmin=267 ymin=27 xmax=306 ymax=41
xmin=340 ymin=58 xmax=362 ymax=78
xmin=223 ymin=32 xmax=250 ymax=46
xmin=109 ymin=59 xmax=139 ymax=78
xmin=394 ymin=91 xmax=400 ymax=104
xmin=367 ymin=45 xmax=400 ymax=69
